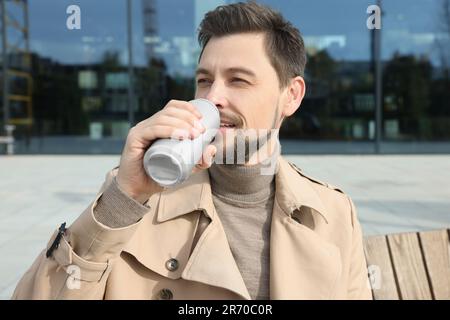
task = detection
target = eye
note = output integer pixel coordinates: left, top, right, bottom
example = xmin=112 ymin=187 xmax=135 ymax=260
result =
xmin=231 ymin=77 xmax=247 ymax=83
xmin=196 ymin=78 xmax=211 ymax=85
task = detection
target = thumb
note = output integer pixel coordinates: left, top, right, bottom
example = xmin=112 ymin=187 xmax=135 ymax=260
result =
xmin=192 ymin=144 xmax=217 ymax=173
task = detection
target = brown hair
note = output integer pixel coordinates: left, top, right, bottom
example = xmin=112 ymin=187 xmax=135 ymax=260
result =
xmin=197 ymin=1 xmax=306 ymax=89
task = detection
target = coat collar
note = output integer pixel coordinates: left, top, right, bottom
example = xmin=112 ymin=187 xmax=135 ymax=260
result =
xmin=156 ymin=155 xmax=329 ymax=225
xmin=275 ymin=157 xmax=329 ymax=224
xmin=124 ymin=155 xmax=339 ymax=300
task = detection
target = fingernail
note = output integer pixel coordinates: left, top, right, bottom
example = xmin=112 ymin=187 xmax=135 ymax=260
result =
xmin=193 ymin=120 xmax=205 ymax=131
xmin=173 ymin=129 xmax=189 ymax=140
xmin=179 ymin=132 xmax=188 ymax=139
xmin=191 ymin=128 xmax=200 ymax=137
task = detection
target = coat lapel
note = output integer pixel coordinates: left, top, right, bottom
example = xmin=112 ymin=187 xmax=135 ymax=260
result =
xmin=181 ymin=208 xmax=251 ymax=300
xmin=270 ymin=157 xmax=342 ymax=299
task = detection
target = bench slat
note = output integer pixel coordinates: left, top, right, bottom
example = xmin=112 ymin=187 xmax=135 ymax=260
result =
xmin=363 ymin=235 xmax=399 ymax=300
xmin=387 ymin=232 xmax=432 ymax=299
xmin=418 ymin=229 xmax=450 ymax=299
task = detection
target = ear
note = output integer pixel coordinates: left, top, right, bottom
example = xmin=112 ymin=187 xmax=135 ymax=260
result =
xmin=281 ymin=76 xmax=306 ymax=117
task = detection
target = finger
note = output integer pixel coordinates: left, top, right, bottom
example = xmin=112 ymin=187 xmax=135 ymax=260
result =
xmin=162 ymin=107 xmax=200 ymax=129
xmin=205 ymin=144 xmax=217 ymax=164
xmin=162 ymin=107 xmax=205 ymax=132
xmin=166 ymin=100 xmax=203 ymax=119
xmin=156 ymin=115 xmax=205 ymax=139
xmin=191 ymin=143 xmax=218 ymax=174
xmin=157 ymin=114 xmax=197 ymax=134
xmin=137 ymin=125 xmax=191 ymax=144
xmin=194 ymin=145 xmax=217 ymax=172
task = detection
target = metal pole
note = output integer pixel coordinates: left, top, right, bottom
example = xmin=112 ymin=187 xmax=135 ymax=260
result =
xmin=5 ymin=124 xmax=14 ymax=154
xmin=127 ymin=0 xmax=135 ymax=127
xmin=24 ymin=0 xmax=30 ymax=65
xmin=1 ymin=0 xmax=9 ymax=130
xmin=374 ymin=0 xmax=382 ymax=154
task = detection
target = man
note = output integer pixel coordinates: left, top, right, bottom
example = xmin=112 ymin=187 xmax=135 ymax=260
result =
xmin=12 ymin=1 xmax=372 ymax=300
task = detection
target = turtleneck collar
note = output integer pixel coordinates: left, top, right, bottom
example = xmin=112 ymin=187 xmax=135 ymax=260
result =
xmin=208 ymin=138 xmax=281 ymax=204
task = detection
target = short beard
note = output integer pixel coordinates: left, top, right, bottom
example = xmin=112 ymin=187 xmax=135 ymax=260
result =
xmin=214 ymin=101 xmax=281 ymax=165
xmin=211 ymin=128 xmax=278 ymax=165
xmin=233 ymin=129 xmax=275 ymax=164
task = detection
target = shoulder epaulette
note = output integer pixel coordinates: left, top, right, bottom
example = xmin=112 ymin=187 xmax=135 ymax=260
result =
xmin=288 ymin=162 xmax=345 ymax=194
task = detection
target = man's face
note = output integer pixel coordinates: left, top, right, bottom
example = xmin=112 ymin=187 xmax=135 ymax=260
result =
xmin=194 ymin=32 xmax=286 ymax=162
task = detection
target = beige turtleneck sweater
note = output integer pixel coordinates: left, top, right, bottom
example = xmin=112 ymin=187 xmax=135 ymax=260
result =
xmin=208 ymin=140 xmax=280 ymax=300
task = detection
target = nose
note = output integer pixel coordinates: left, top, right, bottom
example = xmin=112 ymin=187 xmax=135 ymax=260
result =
xmin=205 ymin=82 xmax=227 ymax=110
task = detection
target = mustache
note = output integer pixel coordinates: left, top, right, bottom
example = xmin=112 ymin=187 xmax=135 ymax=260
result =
xmin=219 ymin=111 xmax=243 ymax=127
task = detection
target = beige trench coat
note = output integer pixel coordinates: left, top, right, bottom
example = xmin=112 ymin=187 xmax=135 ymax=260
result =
xmin=12 ymin=156 xmax=372 ymax=300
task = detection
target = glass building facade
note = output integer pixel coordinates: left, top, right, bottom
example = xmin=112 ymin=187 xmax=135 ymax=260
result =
xmin=0 ymin=0 xmax=449 ymax=154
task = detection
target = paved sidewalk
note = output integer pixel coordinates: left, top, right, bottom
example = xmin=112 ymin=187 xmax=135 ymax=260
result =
xmin=1 ymin=154 xmax=449 ymax=299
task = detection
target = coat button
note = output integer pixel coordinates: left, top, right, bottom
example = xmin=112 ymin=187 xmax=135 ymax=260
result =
xmin=165 ymin=258 xmax=179 ymax=271
xmin=158 ymin=288 xmax=173 ymax=300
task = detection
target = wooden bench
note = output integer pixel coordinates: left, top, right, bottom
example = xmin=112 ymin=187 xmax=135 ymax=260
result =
xmin=363 ymin=228 xmax=450 ymax=300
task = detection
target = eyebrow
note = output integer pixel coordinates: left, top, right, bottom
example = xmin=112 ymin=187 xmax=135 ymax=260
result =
xmin=195 ymin=67 xmax=257 ymax=78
